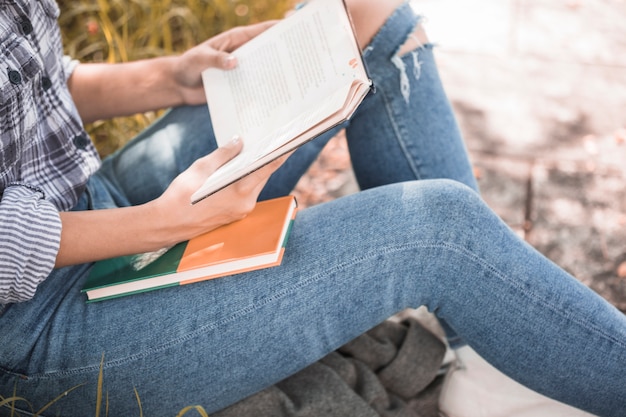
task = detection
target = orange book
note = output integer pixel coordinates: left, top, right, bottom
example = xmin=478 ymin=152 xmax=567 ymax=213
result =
xmin=82 ymin=196 xmax=297 ymax=302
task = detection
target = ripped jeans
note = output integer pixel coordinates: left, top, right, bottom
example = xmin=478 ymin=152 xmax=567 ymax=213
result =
xmin=2 ymin=3 xmax=625 ymax=417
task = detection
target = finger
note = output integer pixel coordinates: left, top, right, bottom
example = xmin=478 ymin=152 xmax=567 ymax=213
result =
xmin=191 ymin=44 xmax=238 ymax=70
xmin=192 ymin=135 xmax=243 ymax=174
xmin=210 ymin=21 xmax=278 ymax=51
xmin=212 ymin=135 xmax=244 ymax=166
xmin=251 ymin=152 xmax=291 ymax=181
xmin=212 ymin=50 xmax=238 ymax=70
xmin=236 ymin=20 xmax=278 ymax=40
xmin=250 ymin=154 xmax=293 ymax=196
xmin=235 ymin=152 xmax=292 ymax=194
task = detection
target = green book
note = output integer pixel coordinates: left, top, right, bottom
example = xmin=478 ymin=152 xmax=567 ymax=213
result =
xmin=82 ymin=196 xmax=297 ymax=302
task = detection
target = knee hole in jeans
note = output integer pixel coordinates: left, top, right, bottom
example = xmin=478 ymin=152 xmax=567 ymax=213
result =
xmin=398 ymin=24 xmax=428 ymax=56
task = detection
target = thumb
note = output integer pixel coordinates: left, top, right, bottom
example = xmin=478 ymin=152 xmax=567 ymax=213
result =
xmin=216 ymin=52 xmax=238 ymax=70
xmin=222 ymin=134 xmax=243 ymax=153
xmin=212 ymin=135 xmax=243 ymax=167
xmin=192 ymin=135 xmax=243 ymax=175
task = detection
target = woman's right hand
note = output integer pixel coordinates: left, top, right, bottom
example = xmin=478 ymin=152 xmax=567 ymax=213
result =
xmin=57 ymin=137 xmax=288 ymax=268
xmin=151 ymin=137 xmax=289 ymax=246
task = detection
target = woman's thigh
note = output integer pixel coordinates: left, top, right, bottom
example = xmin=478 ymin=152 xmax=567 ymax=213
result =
xmin=2 ymin=180 xmax=624 ymax=417
xmin=0 ymin=181 xmax=475 ymax=416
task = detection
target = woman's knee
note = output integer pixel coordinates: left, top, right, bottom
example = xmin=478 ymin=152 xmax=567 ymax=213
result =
xmin=405 ymin=179 xmax=485 ymax=223
xmin=344 ymin=0 xmax=429 ymax=57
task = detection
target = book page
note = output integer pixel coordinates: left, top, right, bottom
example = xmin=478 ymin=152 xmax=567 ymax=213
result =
xmin=202 ymin=0 xmax=367 ymax=153
xmin=194 ymin=0 xmax=370 ymax=203
xmin=201 ymin=83 xmax=351 ymax=188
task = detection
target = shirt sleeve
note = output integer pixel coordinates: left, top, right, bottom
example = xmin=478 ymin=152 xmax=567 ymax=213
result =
xmin=62 ymin=55 xmax=80 ymax=81
xmin=0 ymin=185 xmax=62 ymax=303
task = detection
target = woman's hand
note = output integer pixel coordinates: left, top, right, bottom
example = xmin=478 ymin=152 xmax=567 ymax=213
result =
xmin=69 ymin=21 xmax=276 ymax=123
xmin=172 ymin=21 xmax=277 ymax=106
xmin=151 ymin=137 xmax=289 ymax=246
xmin=57 ymin=138 xmax=289 ymax=267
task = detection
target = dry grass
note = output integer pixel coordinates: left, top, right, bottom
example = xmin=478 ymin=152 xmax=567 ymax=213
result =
xmin=0 ymin=356 xmax=212 ymax=416
xmin=57 ymin=0 xmax=294 ymax=156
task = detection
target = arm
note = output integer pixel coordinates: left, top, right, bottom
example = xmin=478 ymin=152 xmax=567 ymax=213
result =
xmin=0 ymin=22 xmax=282 ymax=302
xmin=68 ymin=21 xmax=276 ymax=123
xmin=55 ymin=138 xmax=289 ymax=267
xmin=0 ymin=186 xmax=62 ymax=303
xmin=0 ymin=139 xmax=287 ymax=301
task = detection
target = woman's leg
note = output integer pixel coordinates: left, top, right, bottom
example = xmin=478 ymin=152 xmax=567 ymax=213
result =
xmin=345 ymin=1 xmax=477 ymax=191
xmin=1 ymin=181 xmax=624 ymax=417
xmin=95 ymin=1 xmax=476 ymax=206
xmin=264 ymin=0 xmax=479 ymax=198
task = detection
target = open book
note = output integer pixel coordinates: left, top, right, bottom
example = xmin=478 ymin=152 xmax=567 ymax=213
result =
xmin=191 ymin=0 xmax=371 ymax=204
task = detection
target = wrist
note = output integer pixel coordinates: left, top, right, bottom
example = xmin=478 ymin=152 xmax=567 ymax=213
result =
xmin=145 ymin=198 xmax=187 ymax=248
xmin=155 ymin=55 xmax=187 ymax=108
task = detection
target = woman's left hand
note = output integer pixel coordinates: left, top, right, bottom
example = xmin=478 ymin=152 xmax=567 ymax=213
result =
xmin=172 ymin=21 xmax=277 ymax=105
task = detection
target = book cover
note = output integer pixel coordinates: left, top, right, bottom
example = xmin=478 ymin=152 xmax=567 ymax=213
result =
xmin=82 ymin=195 xmax=297 ymax=302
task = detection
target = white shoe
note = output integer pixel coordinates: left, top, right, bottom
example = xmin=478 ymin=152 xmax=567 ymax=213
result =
xmin=438 ymin=346 xmax=598 ymax=417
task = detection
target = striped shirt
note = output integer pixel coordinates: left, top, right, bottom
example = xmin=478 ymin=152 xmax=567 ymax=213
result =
xmin=0 ymin=0 xmax=101 ymax=303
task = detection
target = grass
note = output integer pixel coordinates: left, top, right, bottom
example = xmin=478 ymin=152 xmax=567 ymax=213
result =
xmin=57 ymin=0 xmax=294 ymax=156
xmin=0 ymin=356 xmax=212 ymax=416
xmin=2 ymin=1 xmax=295 ymax=415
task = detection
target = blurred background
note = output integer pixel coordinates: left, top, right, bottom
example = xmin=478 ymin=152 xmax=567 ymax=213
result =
xmin=415 ymin=0 xmax=626 ymax=311
xmin=58 ymin=0 xmax=626 ymax=311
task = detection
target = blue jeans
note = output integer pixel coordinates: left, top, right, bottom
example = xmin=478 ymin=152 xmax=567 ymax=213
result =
xmin=1 ymin=3 xmax=625 ymax=417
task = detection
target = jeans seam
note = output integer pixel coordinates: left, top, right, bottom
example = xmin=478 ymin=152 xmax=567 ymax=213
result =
xmin=11 ymin=241 xmax=623 ymax=381
xmin=412 ymin=241 xmax=626 ymax=349
xmin=379 ymin=84 xmax=425 ymax=181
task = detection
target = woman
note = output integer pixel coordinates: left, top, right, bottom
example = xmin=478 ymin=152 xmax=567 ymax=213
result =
xmin=0 ymin=0 xmax=624 ymax=416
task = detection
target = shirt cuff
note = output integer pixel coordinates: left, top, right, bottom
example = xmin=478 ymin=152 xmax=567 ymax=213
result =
xmin=0 ymin=185 xmax=62 ymax=303
xmin=62 ymin=55 xmax=80 ymax=82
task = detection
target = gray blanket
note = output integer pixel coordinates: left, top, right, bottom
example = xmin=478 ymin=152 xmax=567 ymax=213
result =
xmin=214 ymin=318 xmax=447 ymax=417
